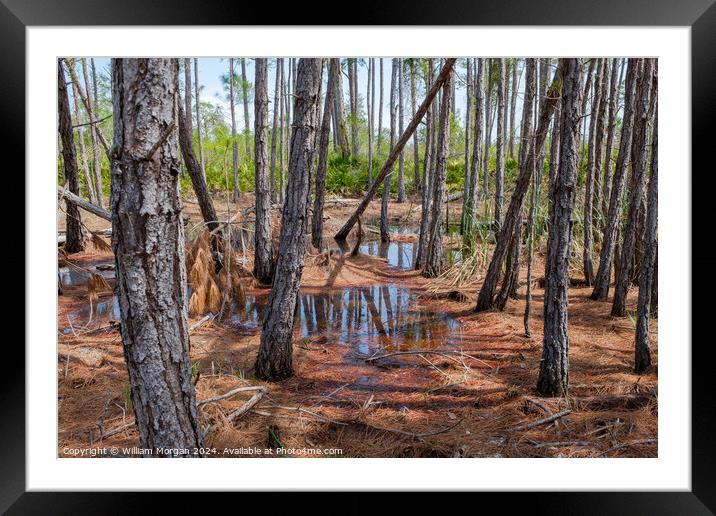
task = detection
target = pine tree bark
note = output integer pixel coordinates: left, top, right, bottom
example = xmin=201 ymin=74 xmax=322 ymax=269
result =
xmin=416 ymin=60 xmax=436 ymax=269
xmin=592 ymin=59 xmax=609 ymax=228
xmin=229 ymin=58 xmax=241 ymax=202
xmin=494 ymin=58 xmax=506 ymax=228
xmin=348 ymin=58 xmax=359 ymax=157
xmin=335 ymin=59 xmax=456 ymax=242
xmin=254 ymin=58 xmax=323 ymax=381
xmin=508 ymin=59 xmax=519 ymax=159
xmin=462 ymin=58 xmax=472 ymax=229
xmin=81 ymin=58 xmax=104 ymax=208
xmin=71 ymin=63 xmax=97 ymax=205
xmin=536 ymin=58 xmax=582 ymax=397
xmin=464 ymin=58 xmax=484 ymax=239
xmin=591 ymin=59 xmax=640 ymax=301
xmin=110 ymin=58 xmax=203 ymax=454
xmin=600 ymin=59 xmax=620 ymax=218
xmin=269 ymin=59 xmax=281 ymax=204
xmin=241 ymin=59 xmax=251 ymax=159
xmin=367 ymin=59 xmax=374 ymax=186
xmin=58 ymin=59 xmax=84 ymax=254
xmin=482 ymin=61 xmax=493 ymax=200
xmin=184 ymin=59 xmax=193 ymax=137
xmin=311 ymin=59 xmax=338 ymax=250
xmin=381 ymin=59 xmax=399 ymax=243
xmin=194 ymin=58 xmax=205 ymax=178
xmin=377 ymin=59 xmax=384 ymax=157
xmin=476 ymin=60 xmax=564 ymax=312
xmin=583 ymin=58 xmax=604 ymax=285
xmin=612 ymin=59 xmax=655 ymax=317
xmin=411 ymin=60 xmax=420 ymax=194
xmin=333 ymin=64 xmax=351 ymax=159
xmin=397 ymin=59 xmax=406 ymax=202
xmin=635 ymin=108 xmax=657 ymax=373
xmin=422 ymin=68 xmax=453 ymax=277
xmin=253 ymin=59 xmax=274 ymax=285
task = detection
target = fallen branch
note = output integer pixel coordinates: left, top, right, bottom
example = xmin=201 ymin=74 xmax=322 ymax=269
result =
xmin=354 ymin=418 xmax=463 ymax=438
xmin=263 ymin=404 xmax=348 ymax=426
xmin=204 ymin=388 xmax=268 ymax=437
xmin=600 ymin=438 xmax=657 ymax=456
xmin=189 ymin=313 xmax=215 ymax=333
xmin=511 ymin=409 xmax=572 ymax=432
xmin=58 ymin=186 xmax=112 ymax=221
xmin=197 ymin=385 xmax=266 ymax=408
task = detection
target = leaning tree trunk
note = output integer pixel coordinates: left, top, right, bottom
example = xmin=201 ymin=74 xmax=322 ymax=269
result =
xmin=58 ymin=59 xmax=84 ymax=254
xmin=178 ymin=104 xmax=222 ymax=271
xmin=422 ymin=68 xmax=453 ymax=278
xmin=253 ymin=59 xmax=273 ymax=285
xmin=229 ymin=58 xmax=241 ymax=202
xmin=536 ymin=58 xmax=582 ymax=397
xmin=311 ymin=58 xmax=338 ymax=250
xmin=591 ymin=59 xmax=640 ymax=301
xmin=110 ymin=58 xmax=203 ymax=454
xmin=335 ymin=59 xmax=456 ymax=241
xmin=494 ymin=60 xmax=535 ymax=309
xmin=494 ymin=58 xmax=506 ymax=229
xmin=254 ymin=58 xmax=323 ymax=381
xmin=612 ymin=59 xmax=655 ymax=317
xmin=635 ymin=107 xmax=658 ymax=374
xmin=476 ymin=59 xmax=564 ymax=312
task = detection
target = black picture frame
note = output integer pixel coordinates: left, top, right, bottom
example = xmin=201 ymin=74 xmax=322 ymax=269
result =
xmin=5 ymin=0 xmax=714 ymax=511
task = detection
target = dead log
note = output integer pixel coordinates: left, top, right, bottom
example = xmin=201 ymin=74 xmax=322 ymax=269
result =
xmin=57 ymin=186 xmax=111 ymax=221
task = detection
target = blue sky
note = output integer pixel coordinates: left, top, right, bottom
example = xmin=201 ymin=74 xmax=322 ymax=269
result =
xmin=91 ymin=58 xmax=477 ymax=130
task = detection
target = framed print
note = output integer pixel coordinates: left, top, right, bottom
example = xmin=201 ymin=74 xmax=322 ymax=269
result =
xmin=4 ymin=0 xmax=715 ymax=510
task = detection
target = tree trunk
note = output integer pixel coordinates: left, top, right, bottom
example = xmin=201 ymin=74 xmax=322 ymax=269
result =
xmin=333 ymin=64 xmax=351 ymax=159
xmin=254 ymin=58 xmax=323 ymax=381
xmin=462 ymin=58 xmax=472 ymax=233
xmin=184 ymin=59 xmax=193 ymax=137
xmin=229 ymin=58 xmax=241 ymax=201
xmin=422 ymin=67 xmax=453 ymax=278
xmin=411 ymin=60 xmax=420 ymax=194
xmin=367 ymin=58 xmax=374 ymax=187
xmin=612 ymin=59 xmax=655 ymax=317
xmin=601 ymin=58 xmax=621 ymax=219
xmin=335 ymin=59 xmax=456 ymax=241
xmin=193 ymin=58 xmax=206 ymax=179
xmin=508 ymin=58 xmax=519 ymax=159
xmin=397 ymin=59 xmax=406 ymax=202
xmin=592 ymin=59 xmax=609 ymax=230
xmin=381 ymin=59 xmax=399 ymax=242
xmin=476 ymin=60 xmax=564 ymax=312
xmin=269 ymin=59 xmax=281 ymax=204
xmin=178 ymin=103 xmax=222 ymax=271
xmin=482 ymin=61 xmax=493 ymax=200
xmin=548 ymin=99 xmax=561 ymax=192
xmin=494 ymin=58 xmax=506 ymax=228
xmin=110 ymin=58 xmax=203 ymax=454
xmin=81 ymin=58 xmax=104 ymax=209
xmin=591 ymin=59 xmax=640 ymax=301
xmin=253 ymin=59 xmax=273 ymax=285
xmin=416 ymin=59 xmax=435 ymax=269
xmin=241 ymin=58 xmax=251 ymax=159
xmin=583 ymin=58 xmax=604 ymax=285
xmin=278 ymin=60 xmax=286 ymax=205
xmin=377 ymin=59 xmax=384 ymax=157
xmin=495 ymin=60 xmax=536 ymax=309
xmin=635 ymin=107 xmax=657 ymax=373
xmin=536 ymin=58 xmax=582 ymax=397
xmin=58 ymin=59 xmax=84 ymax=254
xmin=311 ymin=59 xmax=338 ymax=250
xmin=348 ymin=59 xmax=359 ymax=157
xmin=70 ymin=62 xmax=97 ymax=205
xmin=464 ymin=58 xmax=484 ymax=244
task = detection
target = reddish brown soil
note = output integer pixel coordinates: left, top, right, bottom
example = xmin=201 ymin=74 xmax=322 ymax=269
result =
xmin=57 ymin=193 xmax=657 ymax=458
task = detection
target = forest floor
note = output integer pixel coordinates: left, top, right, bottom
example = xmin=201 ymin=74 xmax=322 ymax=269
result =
xmin=57 ymin=192 xmax=657 ymax=458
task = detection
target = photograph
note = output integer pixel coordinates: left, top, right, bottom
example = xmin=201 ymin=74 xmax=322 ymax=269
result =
xmin=55 ymin=56 xmax=659 ymax=459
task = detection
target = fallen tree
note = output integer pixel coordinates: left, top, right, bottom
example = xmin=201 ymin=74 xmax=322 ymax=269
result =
xmin=334 ymin=58 xmax=457 ymax=241
xmin=57 ymin=186 xmax=111 ymax=221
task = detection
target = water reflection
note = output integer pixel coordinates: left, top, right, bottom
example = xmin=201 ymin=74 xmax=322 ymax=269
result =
xmin=227 ymin=285 xmax=461 ymax=355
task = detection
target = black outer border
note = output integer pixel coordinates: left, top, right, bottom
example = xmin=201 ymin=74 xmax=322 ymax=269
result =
xmin=4 ymin=0 xmax=715 ymax=511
